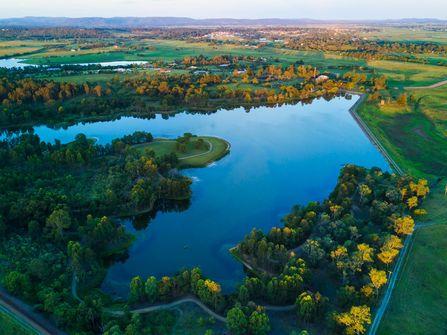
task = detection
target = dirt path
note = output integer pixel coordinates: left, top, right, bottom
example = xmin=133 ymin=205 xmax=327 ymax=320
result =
xmin=108 ymin=296 xmax=227 ymax=323
xmin=107 ymin=295 xmax=295 ymax=323
xmin=178 ymin=139 xmax=213 ymax=160
xmin=405 ymin=79 xmax=447 ymax=90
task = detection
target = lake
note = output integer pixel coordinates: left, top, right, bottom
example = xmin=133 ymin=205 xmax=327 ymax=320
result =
xmin=29 ymin=96 xmax=389 ymax=296
xmin=0 ymin=58 xmax=148 ymax=69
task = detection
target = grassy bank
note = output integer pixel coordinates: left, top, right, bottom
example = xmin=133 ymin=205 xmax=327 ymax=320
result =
xmin=0 ymin=306 xmax=37 ymax=335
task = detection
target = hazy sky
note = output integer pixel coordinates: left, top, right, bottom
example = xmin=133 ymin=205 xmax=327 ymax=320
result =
xmin=1 ymin=0 xmax=447 ymax=20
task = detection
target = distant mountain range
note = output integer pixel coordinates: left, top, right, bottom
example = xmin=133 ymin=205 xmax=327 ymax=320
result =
xmin=0 ymin=17 xmax=446 ymax=28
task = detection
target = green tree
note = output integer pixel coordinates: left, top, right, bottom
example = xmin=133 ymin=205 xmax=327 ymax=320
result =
xmin=145 ymin=276 xmax=158 ymax=303
xmin=2 ymin=271 xmax=30 ymax=295
xmin=129 ymin=276 xmax=144 ymax=303
xmin=45 ymin=208 xmax=72 ymax=241
xmin=237 ymin=285 xmax=250 ymax=305
xmin=226 ymin=306 xmax=248 ymax=335
xmin=249 ymin=309 xmax=271 ymax=335
xmin=125 ymin=314 xmax=142 ymax=335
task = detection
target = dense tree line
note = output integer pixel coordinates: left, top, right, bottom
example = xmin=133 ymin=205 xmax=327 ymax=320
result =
xmin=0 ymin=60 xmax=372 ymax=127
xmin=0 ymin=131 xmax=197 ymax=332
xmin=233 ymin=165 xmax=428 ymax=334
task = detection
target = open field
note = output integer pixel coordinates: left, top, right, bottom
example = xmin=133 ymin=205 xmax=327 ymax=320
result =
xmin=368 ymin=60 xmax=447 ymax=87
xmin=356 ymin=100 xmax=447 ymax=178
xmin=136 ymin=136 xmax=229 ymax=168
xmin=16 ymin=38 xmax=365 ymax=71
xmin=362 ymin=27 xmax=447 ymax=44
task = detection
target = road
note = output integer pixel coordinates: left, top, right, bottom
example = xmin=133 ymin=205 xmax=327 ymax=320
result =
xmin=405 ymin=79 xmax=447 ymax=90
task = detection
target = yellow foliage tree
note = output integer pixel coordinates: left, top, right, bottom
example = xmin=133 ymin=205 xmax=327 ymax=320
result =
xmin=407 ymin=196 xmax=418 ymax=209
xmin=377 ymin=235 xmax=402 ymax=267
xmin=394 ymin=216 xmax=415 ymax=236
xmin=357 ymin=244 xmax=374 ymax=263
xmin=369 ymin=268 xmax=387 ymax=294
xmin=335 ymin=305 xmax=371 ymax=335
xmin=360 ymin=284 xmax=374 ymax=299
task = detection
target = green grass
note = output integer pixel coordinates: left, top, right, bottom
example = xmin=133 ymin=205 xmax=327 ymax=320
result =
xmin=362 ymin=27 xmax=447 ymax=45
xmin=368 ymin=60 xmax=447 ymax=87
xmin=0 ymin=306 xmax=37 ymax=335
xmin=136 ymin=136 xmax=229 ymax=168
xmin=378 ymin=184 xmax=447 ymax=335
xmin=18 ymin=38 xmax=365 ymax=71
xmin=357 ymin=101 xmax=447 ymax=178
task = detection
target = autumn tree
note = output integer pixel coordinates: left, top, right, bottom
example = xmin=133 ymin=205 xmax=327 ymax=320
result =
xmin=394 ymin=216 xmax=415 ymax=236
xmin=369 ymin=268 xmax=387 ymax=295
xmin=335 ymin=305 xmax=371 ymax=335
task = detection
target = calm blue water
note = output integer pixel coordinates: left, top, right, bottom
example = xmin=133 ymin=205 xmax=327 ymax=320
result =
xmin=0 ymin=58 xmax=148 ymax=69
xmin=30 ymin=96 xmax=389 ymax=296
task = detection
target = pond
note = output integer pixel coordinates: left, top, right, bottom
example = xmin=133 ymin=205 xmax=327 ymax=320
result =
xmin=29 ymin=96 xmax=390 ymax=296
xmin=0 ymin=58 xmax=148 ymax=68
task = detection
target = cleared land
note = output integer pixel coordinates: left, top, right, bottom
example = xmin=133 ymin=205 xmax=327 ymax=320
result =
xmin=135 ymin=136 xmax=230 ymax=168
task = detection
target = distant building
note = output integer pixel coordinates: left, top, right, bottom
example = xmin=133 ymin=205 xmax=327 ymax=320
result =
xmin=316 ymin=75 xmax=329 ymax=83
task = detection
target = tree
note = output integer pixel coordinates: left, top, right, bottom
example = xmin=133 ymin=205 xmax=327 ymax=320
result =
xmin=237 ymin=285 xmax=250 ymax=305
xmin=226 ymin=306 xmax=248 ymax=335
xmin=357 ymin=244 xmax=374 ymax=263
xmin=145 ymin=276 xmax=158 ymax=303
xmin=45 ymin=208 xmax=72 ymax=241
xmin=359 ymin=184 xmax=372 ymax=203
xmin=2 ymin=271 xmax=30 ymax=295
xmin=406 ymin=195 xmax=418 ymax=209
xmin=394 ymin=216 xmax=415 ymax=235
xmin=335 ymin=305 xmax=371 ymax=335
xmin=129 ymin=276 xmax=144 ymax=303
xmin=296 ymin=291 xmax=324 ymax=322
xmin=302 ymin=239 xmax=325 ymax=266
xmin=378 ymin=235 xmax=402 ymax=267
xmin=249 ymin=309 xmax=271 ymax=335
xmin=67 ymin=241 xmax=83 ymax=278
xmin=369 ymin=268 xmax=387 ymax=295
xmin=397 ymin=93 xmax=407 ymax=106
xmin=125 ymin=314 xmax=142 ymax=335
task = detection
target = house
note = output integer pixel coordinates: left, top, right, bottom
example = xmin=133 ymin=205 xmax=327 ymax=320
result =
xmin=316 ymin=75 xmax=329 ymax=83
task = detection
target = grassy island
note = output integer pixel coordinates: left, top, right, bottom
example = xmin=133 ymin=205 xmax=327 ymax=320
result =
xmin=135 ymin=134 xmax=230 ymax=168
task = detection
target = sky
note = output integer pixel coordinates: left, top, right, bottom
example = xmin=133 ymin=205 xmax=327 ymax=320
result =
xmin=1 ymin=0 xmax=446 ymax=20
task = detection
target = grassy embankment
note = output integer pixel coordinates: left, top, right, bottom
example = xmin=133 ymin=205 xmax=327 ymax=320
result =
xmin=135 ymin=136 xmax=230 ymax=168
xmin=0 ymin=306 xmax=37 ymax=335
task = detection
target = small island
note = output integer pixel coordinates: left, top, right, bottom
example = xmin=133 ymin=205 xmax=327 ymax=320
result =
xmin=134 ymin=133 xmax=230 ymax=168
